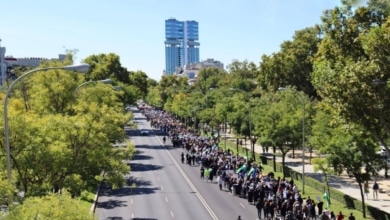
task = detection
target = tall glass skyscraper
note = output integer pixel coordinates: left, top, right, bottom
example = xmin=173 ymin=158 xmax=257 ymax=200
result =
xmin=165 ymin=18 xmax=200 ymax=75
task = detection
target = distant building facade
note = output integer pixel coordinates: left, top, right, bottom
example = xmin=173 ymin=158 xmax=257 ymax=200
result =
xmin=0 ymin=40 xmax=66 ymax=85
xmin=5 ymin=55 xmax=66 ymax=68
xmin=176 ymin=58 xmax=224 ymax=85
xmin=164 ymin=18 xmax=200 ymax=75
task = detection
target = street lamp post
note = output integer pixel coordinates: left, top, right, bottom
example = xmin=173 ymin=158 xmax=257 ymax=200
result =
xmin=224 ymin=116 xmax=227 ymax=151
xmin=4 ymin=64 xmax=90 ymax=183
xmin=248 ymin=105 xmax=255 ymax=161
xmin=278 ymin=87 xmax=306 ymax=194
xmin=73 ymin=78 xmax=113 ymax=95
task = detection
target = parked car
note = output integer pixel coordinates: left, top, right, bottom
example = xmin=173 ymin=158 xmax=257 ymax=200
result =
xmin=140 ymin=129 xmax=149 ymax=135
xmin=377 ymin=145 xmax=388 ymax=158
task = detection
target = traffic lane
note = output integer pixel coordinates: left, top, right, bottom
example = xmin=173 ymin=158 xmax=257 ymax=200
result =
xmin=98 ymin=128 xmax=216 ymax=219
xmin=151 ymin=143 xmax=217 ymax=220
xmin=171 ymin=148 xmax=259 ymax=220
xmin=123 ymin=128 xmax=173 ymax=220
xmin=133 ymin=108 xmax=257 ymax=219
xmin=96 ymin=119 xmax=166 ymax=219
xmin=95 ymin=144 xmax=167 ymax=220
xmin=133 ymin=128 xmax=217 ymax=220
xmin=133 ymin=113 xmax=218 ymax=220
xmin=125 ymin=144 xmax=173 ymax=220
xmin=131 ymin=110 xmax=257 ymax=219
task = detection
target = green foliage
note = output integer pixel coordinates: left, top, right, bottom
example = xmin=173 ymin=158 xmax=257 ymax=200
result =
xmin=83 ymin=53 xmax=130 ymax=83
xmin=312 ymin=2 xmax=390 ymax=160
xmin=129 ymin=70 xmax=149 ymax=98
xmin=6 ymin=191 xmax=96 ymax=220
xmin=0 ymin=59 xmax=134 ymax=197
xmin=257 ymin=27 xmax=320 ymax=97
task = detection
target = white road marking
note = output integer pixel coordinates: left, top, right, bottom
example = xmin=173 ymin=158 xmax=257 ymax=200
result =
xmin=130 ymin=199 xmax=133 ymax=204
xmin=161 ymin=185 xmax=164 ymax=191
xmin=160 ymin=140 xmax=219 ymax=220
xmin=171 ymin=211 xmax=174 ymax=217
xmin=157 ymin=177 xmax=160 ymax=181
xmin=240 ymin=202 xmax=245 ymax=208
xmin=165 ymin=197 xmax=169 ymax=202
xmin=131 ymin=213 xmax=134 ymax=218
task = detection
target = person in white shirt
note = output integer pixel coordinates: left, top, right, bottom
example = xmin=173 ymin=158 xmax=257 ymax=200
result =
xmin=293 ymin=184 xmax=299 ymax=194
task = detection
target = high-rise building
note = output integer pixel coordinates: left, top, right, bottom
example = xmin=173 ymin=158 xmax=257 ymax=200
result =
xmin=164 ymin=18 xmax=200 ymax=75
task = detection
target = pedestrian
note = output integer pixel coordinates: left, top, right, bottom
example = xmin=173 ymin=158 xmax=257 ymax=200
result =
xmin=318 ymin=200 xmax=324 ymax=216
xmin=348 ymin=213 xmax=355 ymax=220
xmin=256 ymin=199 xmax=264 ymax=219
xmin=330 ymin=211 xmax=335 ymax=220
xmin=364 ymin=181 xmax=369 ymax=199
xmin=218 ymin=175 xmax=223 ymax=190
xmin=237 ymin=215 xmax=242 ymax=220
xmin=200 ymin=166 xmax=205 ymax=179
xmin=320 ymin=211 xmax=330 ymax=220
xmin=373 ymin=181 xmax=379 ymax=200
xmin=337 ymin=211 xmax=344 ymax=220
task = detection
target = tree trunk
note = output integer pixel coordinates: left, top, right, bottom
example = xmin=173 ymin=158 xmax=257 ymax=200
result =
xmin=282 ymin=153 xmax=286 ymax=177
xmin=358 ymin=180 xmax=367 ymax=218
xmin=273 ymin=153 xmax=276 ymax=172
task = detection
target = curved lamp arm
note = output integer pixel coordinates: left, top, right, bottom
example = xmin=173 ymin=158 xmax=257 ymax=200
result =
xmin=73 ymin=79 xmax=112 ymax=95
xmin=4 ymin=64 xmax=90 ymax=182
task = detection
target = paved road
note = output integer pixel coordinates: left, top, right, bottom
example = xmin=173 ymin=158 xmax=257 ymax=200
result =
xmin=96 ymin=108 xmax=263 ymax=220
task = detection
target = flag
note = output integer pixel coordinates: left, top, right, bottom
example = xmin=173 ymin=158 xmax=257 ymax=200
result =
xmin=205 ymin=168 xmax=210 ymax=178
xmin=235 ymin=164 xmax=246 ymax=174
xmin=247 ymin=167 xmax=254 ymax=177
xmin=323 ymin=192 xmax=331 ymax=208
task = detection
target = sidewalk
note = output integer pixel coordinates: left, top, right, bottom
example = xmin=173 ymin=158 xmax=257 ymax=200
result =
xmin=222 ymin=133 xmax=390 ymax=215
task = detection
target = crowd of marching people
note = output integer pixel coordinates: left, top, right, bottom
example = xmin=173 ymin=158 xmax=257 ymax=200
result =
xmin=144 ymin=109 xmax=355 ymax=220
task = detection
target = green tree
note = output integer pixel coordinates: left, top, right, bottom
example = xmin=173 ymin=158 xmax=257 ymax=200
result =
xmin=1 ymin=60 xmax=133 ymax=196
xmin=312 ymin=1 xmax=390 ymax=176
xmin=83 ymin=53 xmax=130 ymax=83
xmin=6 ymin=191 xmax=96 ymax=220
xmin=258 ymin=27 xmax=320 ymax=97
xmin=129 ymin=70 xmax=149 ymax=98
xmin=320 ymin=122 xmax=380 ymax=218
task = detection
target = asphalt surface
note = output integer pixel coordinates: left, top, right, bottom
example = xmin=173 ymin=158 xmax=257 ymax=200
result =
xmin=95 ymin=108 xmax=261 ymax=220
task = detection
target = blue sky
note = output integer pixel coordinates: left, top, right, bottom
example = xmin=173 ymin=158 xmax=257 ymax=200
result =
xmin=1 ymin=0 xmax=367 ymax=80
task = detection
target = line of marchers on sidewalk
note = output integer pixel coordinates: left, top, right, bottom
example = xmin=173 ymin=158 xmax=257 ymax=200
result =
xmin=220 ymin=132 xmax=390 ymax=216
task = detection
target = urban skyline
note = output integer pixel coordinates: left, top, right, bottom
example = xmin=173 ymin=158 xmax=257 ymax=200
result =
xmin=1 ymin=0 xmax=359 ymax=80
xmin=164 ymin=18 xmax=200 ymax=75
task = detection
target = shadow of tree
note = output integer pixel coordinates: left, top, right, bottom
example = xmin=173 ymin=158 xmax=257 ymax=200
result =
xmin=126 ymin=177 xmax=152 ymax=187
xmin=132 ymin=218 xmax=158 ymax=220
xmin=96 ymin=199 xmax=127 ymax=209
xmin=284 ymin=161 xmax=303 ymax=167
xmin=136 ymin=145 xmax=170 ymax=150
xmin=128 ymin=163 xmax=163 ymax=172
xmin=132 ymin=153 xmax=154 ymax=161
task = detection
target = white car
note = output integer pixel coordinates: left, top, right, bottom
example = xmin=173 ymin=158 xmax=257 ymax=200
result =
xmin=377 ymin=146 xmax=388 ymax=157
xmin=140 ymin=129 xmax=149 ymax=135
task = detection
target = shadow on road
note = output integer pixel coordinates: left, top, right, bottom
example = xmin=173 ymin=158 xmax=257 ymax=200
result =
xmin=128 ymin=162 xmax=163 ymax=172
xmin=99 ymin=177 xmax=161 ymax=198
xmin=132 ymin=218 xmax=158 ymax=220
xmin=126 ymin=177 xmax=152 ymax=187
xmin=101 ymin=185 xmax=161 ymax=197
xmin=136 ymin=145 xmax=172 ymax=151
xmin=96 ymin=199 xmax=127 ymax=209
xmin=132 ymin=151 xmax=154 ymax=160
